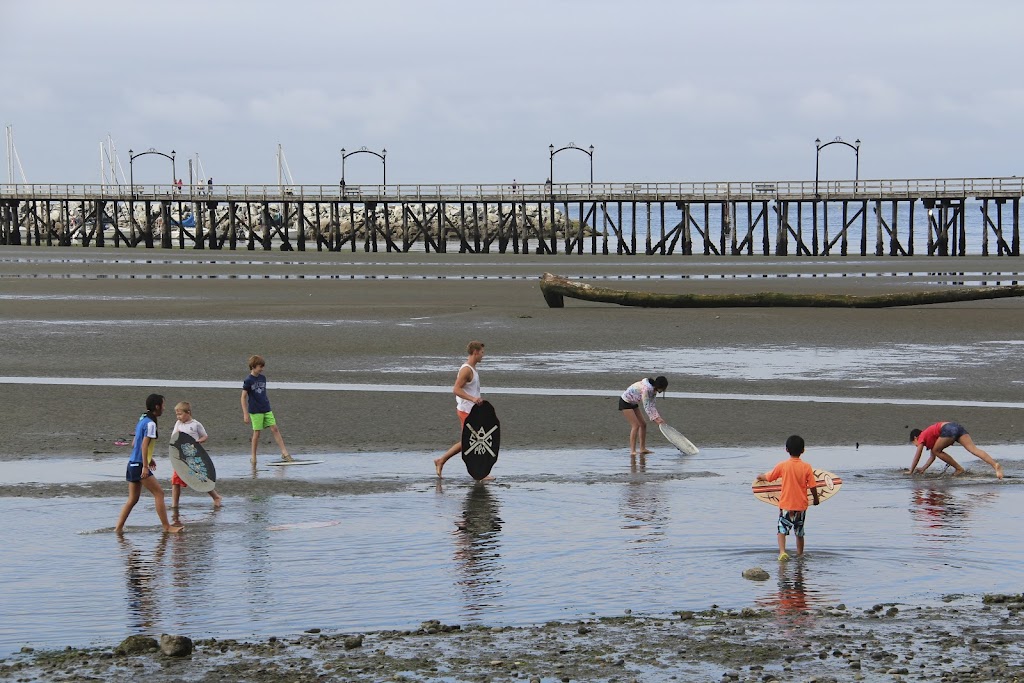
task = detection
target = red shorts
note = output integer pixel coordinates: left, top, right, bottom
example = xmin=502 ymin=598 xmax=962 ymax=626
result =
xmin=171 ymin=471 xmax=187 ymax=488
xmin=458 ymin=410 xmax=470 ymax=428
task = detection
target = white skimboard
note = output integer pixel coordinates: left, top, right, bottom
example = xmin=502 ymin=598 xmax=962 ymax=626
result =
xmin=660 ymin=423 xmax=699 ymax=455
xmin=267 ymin=520 xmax=340 ymax=531
xmin=265 ymin=459 xmax=325 ymax=467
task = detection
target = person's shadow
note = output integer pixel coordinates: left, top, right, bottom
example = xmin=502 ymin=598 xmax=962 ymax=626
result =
xmin=453 ymin=483 xmax=504 ymax=614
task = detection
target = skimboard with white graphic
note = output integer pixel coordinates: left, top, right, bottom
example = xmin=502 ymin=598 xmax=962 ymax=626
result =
xmin=659 ymin=423 xmax=699 ymax=455
xmin=168 ymin=431 xmax=216 ymax=493
xmin=461 ymin=401 xmax=500 ymax=480
xmin=752 ymin=468 xmax=843 ymax=506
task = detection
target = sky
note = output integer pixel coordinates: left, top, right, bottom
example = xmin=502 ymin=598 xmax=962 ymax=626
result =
xmin=2 ymin=0 xmax=1023 ymax=186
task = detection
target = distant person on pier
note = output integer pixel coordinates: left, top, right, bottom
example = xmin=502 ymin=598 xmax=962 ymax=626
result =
xmin=434 ymin=341 xmax=486 ymax=478
xmin=207 ymin=177 xmax=213 ymax=194
xmin=618 ymin=376 xmax=667 ymax=456
xmin=175 ymin=179 xmax=182 ymax=193
xmin=908 ymin=422 xmax=1003 ymax=479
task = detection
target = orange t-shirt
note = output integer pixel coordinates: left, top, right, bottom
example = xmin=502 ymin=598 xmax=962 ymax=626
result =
xmin=764 ymin=457 xmax=817 ymax=511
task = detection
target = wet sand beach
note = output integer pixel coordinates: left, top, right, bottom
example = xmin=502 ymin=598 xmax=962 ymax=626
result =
xmin=2 ymin=249 xmax=1023 ymax=458
xmin=2 ymin=248 xmax=1023 ymax=681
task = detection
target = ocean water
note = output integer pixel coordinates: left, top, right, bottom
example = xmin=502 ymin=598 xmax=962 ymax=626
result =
xmin=0 ymin=443 xmax=1020 ymax=657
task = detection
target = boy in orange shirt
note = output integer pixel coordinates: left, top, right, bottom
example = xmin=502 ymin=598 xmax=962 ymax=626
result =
xmin=761 ymin=435 xmax=819 ymax=561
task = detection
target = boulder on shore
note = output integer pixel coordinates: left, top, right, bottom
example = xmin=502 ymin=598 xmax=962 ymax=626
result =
xmin=115 ymin=635 xmax=158 ymax=655
xmin=159 ymin=634 xmax=193 ymax=657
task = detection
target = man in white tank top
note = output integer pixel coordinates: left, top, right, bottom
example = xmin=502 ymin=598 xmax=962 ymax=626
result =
xmin=434 ymin=341 xmax=485 ymax=477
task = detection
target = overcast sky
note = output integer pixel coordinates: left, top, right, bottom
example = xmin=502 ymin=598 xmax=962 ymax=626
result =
xmin=3 ymin=0 xmax=1022 ymax=186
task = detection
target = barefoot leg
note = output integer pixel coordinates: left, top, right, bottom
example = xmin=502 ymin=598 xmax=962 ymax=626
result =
xmin=624 ymin=409 xmax=642 ymax=455
xmin=143 ymin=475 xmax=183 ymax=533
xmin=931 ymin=438 xmax=965 ymax=474
xmin=434 ymin=442 xmax=461 ymax=478
xmin=958 ymin=434 xmax=1002 ymax=479
xmin=270 ymin=425 xmax=291 ymax=461
xmin=115 ymin=482 xmax=143 ymax=533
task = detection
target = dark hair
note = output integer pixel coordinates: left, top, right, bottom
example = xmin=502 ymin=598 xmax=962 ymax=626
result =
xmin=650 ymin=376 xmax=668 ymax=391
xmin=145 ymin=393 xmax=165 ymax=413
xmin=785 ymin=434 xmax=805 ymax=456
xmin=909 ymin=428 xmax=922 ymax=443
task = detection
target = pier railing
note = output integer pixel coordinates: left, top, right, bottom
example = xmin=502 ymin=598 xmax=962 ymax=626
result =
xmin=2 ymin=177 xmax=1024 ymax=202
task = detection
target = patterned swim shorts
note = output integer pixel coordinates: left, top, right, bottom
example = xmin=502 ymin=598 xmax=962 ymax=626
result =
xmin=777 ymin=509 xmax=807 ymax=537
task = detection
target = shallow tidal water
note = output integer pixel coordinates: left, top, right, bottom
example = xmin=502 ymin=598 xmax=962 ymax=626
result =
xmin=0 ymin=443 xmax=1021 ymax=657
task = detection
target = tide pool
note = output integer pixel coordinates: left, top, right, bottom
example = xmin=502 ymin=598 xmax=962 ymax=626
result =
xmin=0 ymin=443 xmax=1020 ymax=656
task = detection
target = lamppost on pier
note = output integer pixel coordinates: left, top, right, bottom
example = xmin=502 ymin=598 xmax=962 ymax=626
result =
xmin=549 ymin=143 xmax=595 ymax=191
xmin=814 ymin=137 xmax=860 ymax=197
xmin=128 ymin=148 xmax=176 ymax=200
xmin=341 ymin=147 xmax=387 ymax=192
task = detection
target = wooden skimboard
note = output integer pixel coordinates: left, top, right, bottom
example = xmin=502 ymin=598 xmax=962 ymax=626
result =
xmin=461 ymin=401 xmax=500 ymax=480
xmin=168 ymin=431 xmax=216 ymax=493
xmin=659 ymin=423 xmax=699 ymax=455
xmin=265 ymin=459 xmax=325 ymax=467
xmin=752 ymin=468 xmax=843 ymax=506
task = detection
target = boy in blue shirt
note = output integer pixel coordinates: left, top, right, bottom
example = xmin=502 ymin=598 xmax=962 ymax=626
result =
xmin=114 ymin=394 xmax=184 ymax=534
xmin=241 ymin=355 xmax=294 ymax=465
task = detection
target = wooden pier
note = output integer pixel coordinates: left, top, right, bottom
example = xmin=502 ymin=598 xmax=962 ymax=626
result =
xmin=0 ymin=178 xmax=1021 ymax=256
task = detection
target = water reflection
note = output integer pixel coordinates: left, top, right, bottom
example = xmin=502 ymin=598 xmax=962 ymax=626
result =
xmin=910 ymin=487 xmax=965 ymax=542
xmin=453 ymin=484 xmax=504 ymax=615
xmin=118 ymin=534 xmax=168 ymax=632
xmin=241 ymin=497 xmax=274 ymax=608
xmin=168 ymin=509 xmax=220 ymax=609
xmin=755 ymin=560 xmax=833 ymax=627
xmin=630 ymin=452 xmax=646 ymax=474
xmin=909 ymin=485 xmax=998 ymax=544
xmin=620 ymin=465 xmax=668 ymax=552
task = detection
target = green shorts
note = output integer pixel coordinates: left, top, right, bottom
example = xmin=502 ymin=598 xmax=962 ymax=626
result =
xmin=250 ymin=411 xmax=276 ymax=431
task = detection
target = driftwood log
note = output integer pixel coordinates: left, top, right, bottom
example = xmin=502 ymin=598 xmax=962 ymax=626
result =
xmin=539 ymin=272 xmax=1024 ymax=309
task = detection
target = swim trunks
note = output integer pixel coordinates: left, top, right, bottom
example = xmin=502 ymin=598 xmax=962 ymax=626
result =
xmin=778 ymin=509 xmax=807 ymax=537
xmin=250 ymin=411 xmax=276 ymax=431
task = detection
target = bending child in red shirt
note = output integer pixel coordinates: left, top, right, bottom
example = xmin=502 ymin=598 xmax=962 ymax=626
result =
xmin=908 ymin=421 xmax=1003 ymax=479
